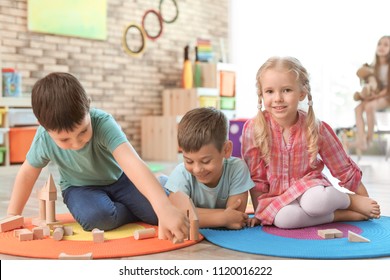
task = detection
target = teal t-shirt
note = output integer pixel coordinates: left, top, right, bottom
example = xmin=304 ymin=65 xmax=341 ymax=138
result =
xmin=27 ymin=108 xmax=128 ymax=191
xmin=164 ymin=157 xmax=255 ymax=209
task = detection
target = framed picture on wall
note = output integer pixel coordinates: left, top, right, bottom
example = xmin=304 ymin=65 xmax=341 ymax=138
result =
xmin=28 ymin=0 xmax=107 ymax=40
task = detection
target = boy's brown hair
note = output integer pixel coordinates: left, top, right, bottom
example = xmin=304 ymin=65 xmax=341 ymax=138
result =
xmin=178 ymin=107 xmax=228 ymax=152
xmin=31 ymin=72 xmax=90 ymax=132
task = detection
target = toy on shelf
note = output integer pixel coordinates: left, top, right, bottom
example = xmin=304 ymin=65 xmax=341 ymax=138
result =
xmin=229 ymin=118 xmax=248 ymax=158
xmin=182 ymin=45 xmax=193 ymax=89
xmin=194 ymin=46 xmax=202 ymax=88
xmin=2 ymin=68 xmax=22 ymax=97
xmin=196 ymin=38 xmax=214 ymax=62
xmin=353 ymin=64 xmax=378 ymax=101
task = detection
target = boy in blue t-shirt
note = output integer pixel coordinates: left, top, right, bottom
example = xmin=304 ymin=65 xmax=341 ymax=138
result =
xmin=6 ymin=72 xmax=188 ymax=240
xmin=164 ymin=107 xmax=254 ymax=229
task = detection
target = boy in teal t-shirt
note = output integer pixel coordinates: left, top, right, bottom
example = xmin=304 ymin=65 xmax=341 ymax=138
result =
xmin=6 ymin=73 xmax=188 ymax=240
xmin=164 ymin=107 xmax=254 ymax=229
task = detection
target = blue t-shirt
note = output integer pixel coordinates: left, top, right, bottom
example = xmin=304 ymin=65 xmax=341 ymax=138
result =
xmin=164 ymin=157 xmax=254 ymax=209
xmin=27 ymin=108 xmax=128 ymax=191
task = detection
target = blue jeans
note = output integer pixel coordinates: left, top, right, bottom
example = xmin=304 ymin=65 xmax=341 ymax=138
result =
xmin=62 ymin=173 xmax=168 ymax=231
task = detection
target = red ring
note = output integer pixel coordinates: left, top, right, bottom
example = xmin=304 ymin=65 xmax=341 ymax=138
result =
xmin=141 ymin=9 xmax=163 ymax=41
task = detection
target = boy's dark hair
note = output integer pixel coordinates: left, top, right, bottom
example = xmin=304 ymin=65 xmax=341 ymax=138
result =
xmin=31 ymin=72 xmax=90 ymax=132
xmin=178 ymin=107 xmax=228 ymax=152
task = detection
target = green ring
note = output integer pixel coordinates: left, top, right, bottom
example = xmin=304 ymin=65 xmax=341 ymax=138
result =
xmin=159 ymin=0 xmax=179 ymax=24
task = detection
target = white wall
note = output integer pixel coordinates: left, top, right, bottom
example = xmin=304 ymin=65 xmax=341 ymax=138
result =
xmin=230 ymin=0 xmax=389 ymax=128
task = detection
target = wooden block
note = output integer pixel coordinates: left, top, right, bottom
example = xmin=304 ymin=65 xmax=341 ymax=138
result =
xmin=157 ymin=222 xmax=167 ymax=240
xmin=63 ymin=226 xmax=73 ymax=236
xmin=15 ymin=228 xmax=33 ymax=241
xmin=32 ymin=227 xmax=44 ymax=240
xmin=190 ymin=219 xmax=200 ymax=241
xmin=172 ymin=236 xmax=184 ymax=244
xmin=0 ymin=215 xmax=24 ymax=232
xmin=169 ymin=191 xmax=199 ymax=241
xmin=53 ymin=227 xmax=64 ymax=241
xmin=158 ymin=192 xmax=199 ymax=242
xmin=53 ymin=224 xmax=64 ymax=229
xmin=37 ymin=174 xmax=57 ymax=201
xmin=46 ymin=221 xmax=61 ymax=228
xmin=14 ymin=229 xmax=26 ymax=237
xmin=32 ymin=217 xmax=46 ymax=227
xmin=188 ymin=198 xmax=200 ymax=241
xmin=134 ymin=228 xmax=156 ymax=240
xmin=332 ymin=229 xmax=343 ymax=238
xmin=20 ymin=231 xmax=33 ymax=241
xmin=58 ymin=252 xmax=93 ymax=260
xmin=92 ymin=228 xmax=104 ymax=243
xmin=317 ymin=229 xmax=343 ymax=239
xmin=45 ymin=200 xmax=56 ymax=223
xmin=42 ymin=225 xmax=50 ymax=236
xmin=348 ymin=231 xmax=370 ymax=242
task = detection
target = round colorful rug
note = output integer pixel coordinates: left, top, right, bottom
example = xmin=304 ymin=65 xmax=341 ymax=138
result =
xmin=200 ymin=216 xmax=390 ymax=259
xmin=0 ymin=213 xmax=203 ymax=259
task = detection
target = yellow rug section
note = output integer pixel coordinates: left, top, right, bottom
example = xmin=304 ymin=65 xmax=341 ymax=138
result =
xmin=63 ymin=222 xmax=145 ymax=241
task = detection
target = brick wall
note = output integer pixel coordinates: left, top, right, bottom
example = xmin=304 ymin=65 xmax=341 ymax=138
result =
xmin=0 ymin=0 xmax=229 ymax=154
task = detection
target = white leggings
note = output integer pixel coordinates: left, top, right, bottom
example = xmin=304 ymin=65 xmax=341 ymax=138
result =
xmin=273 ymin=186 xmax=350 ymax=229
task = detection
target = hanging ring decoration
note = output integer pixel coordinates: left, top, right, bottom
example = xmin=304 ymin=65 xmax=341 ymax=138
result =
xmin=141 ymin=9 xmax=164 ymax=41
xmin=159 ymin=0 xmax=179 ymax=24
xmin=122 ymin=22 xmax=146 ymax=57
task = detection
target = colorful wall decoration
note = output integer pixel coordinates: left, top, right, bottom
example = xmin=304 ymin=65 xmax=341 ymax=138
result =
xmin=28 ymin=0 xmax=107 ymax=40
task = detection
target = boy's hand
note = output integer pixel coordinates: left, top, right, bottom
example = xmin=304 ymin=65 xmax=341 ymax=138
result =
xmin=158 ymin=204 xmax=189 ymax=242
xmin=247 ymin=216 xmax=261 ymax=227
xmin=223 ymin=199 xmax=248 ymax=229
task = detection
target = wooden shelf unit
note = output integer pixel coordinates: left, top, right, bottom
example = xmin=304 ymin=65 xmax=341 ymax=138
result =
xmin=0 ymin=97 xmax=33 ymax=169
xmin=141 ymin=88 xmax=235 ymax=161
xmin=141 ymin=63 xmax=237 ymax=161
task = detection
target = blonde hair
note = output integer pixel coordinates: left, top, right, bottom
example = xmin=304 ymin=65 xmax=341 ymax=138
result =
xmin=254 ymin=56 xmax=319 ymax=167
xmin=374 ymin=35 xmax=390 ymax=96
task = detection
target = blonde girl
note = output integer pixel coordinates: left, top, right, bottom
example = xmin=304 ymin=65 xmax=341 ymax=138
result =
xmin=242 ymin=56 xmax=380 ymax=229
xmin=354 ymin=35 xmax=390 ymax=152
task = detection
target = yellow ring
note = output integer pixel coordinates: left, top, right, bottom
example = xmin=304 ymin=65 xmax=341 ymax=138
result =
xmin=122 ymin=22 xmax=147 ymax=57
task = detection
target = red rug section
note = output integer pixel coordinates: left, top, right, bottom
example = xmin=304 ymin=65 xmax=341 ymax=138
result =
xmin=0 ymin=213 xmax=203 ymax=259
